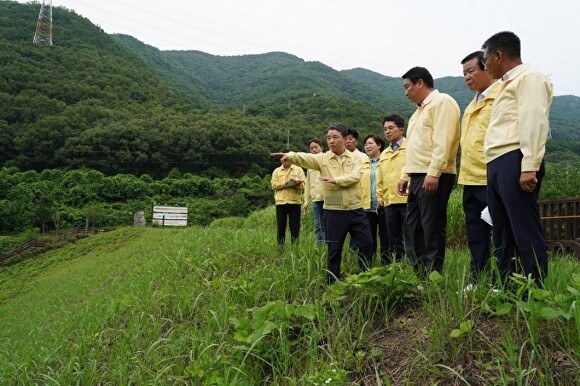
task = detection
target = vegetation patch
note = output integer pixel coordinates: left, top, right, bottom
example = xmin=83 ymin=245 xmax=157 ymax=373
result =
xmin=0 ymin=212 xmax=578 ymax=384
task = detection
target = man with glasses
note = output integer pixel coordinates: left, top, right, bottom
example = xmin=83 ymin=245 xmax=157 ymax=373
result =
xmin=481 ymin=31 xmax=552 ymax=286
xmin=459 ymin=50 xmax=501 ymax=285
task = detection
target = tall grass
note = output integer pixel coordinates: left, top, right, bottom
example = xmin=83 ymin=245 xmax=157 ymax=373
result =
xmin=0 ymin=198 xmax=578 ymax=384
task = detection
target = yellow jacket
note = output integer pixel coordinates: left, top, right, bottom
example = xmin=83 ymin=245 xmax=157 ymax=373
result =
xmin=270 ymin=164 xmax=305 ymax=205
xmin=303 ymin=168 xmax=324 ymax=206
xmin=360 ymin=158 xmax=371 ymax=210
xmin=402 ymin=90 xmax=460 ymax=178
xmin=484 ymin=64 xmax=553 ymax=171
xmin=377 ymin=138 xmax=408 ymax=206
xmin=458 ymin=81 xmax=502 ymax=185
xmin=286 ymin=150 xmax=363 ymax=210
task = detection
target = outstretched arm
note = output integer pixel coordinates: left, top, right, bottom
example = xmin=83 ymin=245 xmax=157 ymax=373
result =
xmin=270 ymin=152 xmax=289 ymax=161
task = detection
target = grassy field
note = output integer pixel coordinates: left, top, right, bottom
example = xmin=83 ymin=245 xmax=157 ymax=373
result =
xmin=1 ymin=204 xmax=579 ymax=385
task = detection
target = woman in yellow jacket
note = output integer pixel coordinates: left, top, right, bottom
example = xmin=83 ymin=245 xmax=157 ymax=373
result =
xmin=360 ymin=134 xmax=389 ymax=263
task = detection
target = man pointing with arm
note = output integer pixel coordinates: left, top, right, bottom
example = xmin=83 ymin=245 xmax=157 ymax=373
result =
xmin=271 ymin=124 xmax=373 ymax=284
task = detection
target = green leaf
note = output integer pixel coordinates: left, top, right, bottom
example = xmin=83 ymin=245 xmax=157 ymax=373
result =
xmin=495 ymin=302 xmax=513 ymax=315
xmin=450 ymin=328 xmax=465 ymax=338
xmin=428 ymin=271 xmax=443 ymax=285
xmin=537 ymin=306 xmax=563 ymax=320
xmin=571 ymin=273 xmax=580 ymax=289
xmin=459 ymin=320 xmax=474 ymax=332
xmin=530 ymin=288 xmax=551 ymax=301
xmin=294 ymin=304 xmax=316 ymax=320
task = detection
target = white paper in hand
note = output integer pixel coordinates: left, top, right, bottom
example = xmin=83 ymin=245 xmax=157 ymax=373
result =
xmin=481 ymin=206 xmax=493 ymax=226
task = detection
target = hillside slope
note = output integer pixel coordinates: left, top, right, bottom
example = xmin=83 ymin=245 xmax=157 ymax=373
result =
xmin=1 ymin=217 xmax=579 ymax=384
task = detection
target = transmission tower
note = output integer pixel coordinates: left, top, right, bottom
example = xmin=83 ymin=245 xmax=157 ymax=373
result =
xmin=33 ymin=0 xmax=53 ymax=45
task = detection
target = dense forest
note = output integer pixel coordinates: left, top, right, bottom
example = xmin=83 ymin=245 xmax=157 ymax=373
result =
xmin=0 ymin=1 xmax=579 ymax=235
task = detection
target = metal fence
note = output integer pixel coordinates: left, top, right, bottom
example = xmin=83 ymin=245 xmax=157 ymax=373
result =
xmin=539 ymin=198 xmax=580 ymax=258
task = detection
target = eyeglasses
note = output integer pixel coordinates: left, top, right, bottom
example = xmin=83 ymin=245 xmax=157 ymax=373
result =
xmin=482 ymin=50 xmax=499 ymax=64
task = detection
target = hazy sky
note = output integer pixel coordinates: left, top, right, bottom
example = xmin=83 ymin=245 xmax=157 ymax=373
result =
xmin=25 ymin=0 xmax=580 ymax=96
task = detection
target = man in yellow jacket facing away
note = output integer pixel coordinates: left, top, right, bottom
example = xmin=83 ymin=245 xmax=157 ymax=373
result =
xmin=459 ymin=50 xmax=501 ymax=283
xmin=271 ymin=149 xmax=305 ymax=246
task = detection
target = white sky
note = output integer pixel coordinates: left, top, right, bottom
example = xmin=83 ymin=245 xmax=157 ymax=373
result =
xmin=25 ymin=0 xmax=580 ymax=96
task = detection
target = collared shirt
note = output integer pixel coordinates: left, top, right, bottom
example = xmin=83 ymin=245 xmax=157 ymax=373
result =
xmin=286 ymin=150 xmax=363 ymax=210
xmin=351 ymin=148 xmax=367 ymax=163
xmin=484 ymin=64 xmax=553 ymax=170
xmin=476 ymin=83 xmax=495 ymax=103
xmin=501 ymin=65 xmax=519 ymax=82
xmin=377 ymin=137 xmax=408 ymax=206
xmin=391 ymin=138 xmax=403 ymax=152
xmin=271 ymin=164 xmax=305 ymax=205
xmin=402 ymin=89 xmax=460 ymax=178
xmin=458 ymin=80 xmax=502 ymax=185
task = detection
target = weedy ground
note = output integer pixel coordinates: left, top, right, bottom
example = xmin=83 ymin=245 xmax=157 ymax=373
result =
xmin=0 ymin=206 xmax=578 ymax=385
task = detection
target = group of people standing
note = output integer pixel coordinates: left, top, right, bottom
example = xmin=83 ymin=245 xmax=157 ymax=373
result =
xmin=271 ymin=31 xmax=552 ymax=288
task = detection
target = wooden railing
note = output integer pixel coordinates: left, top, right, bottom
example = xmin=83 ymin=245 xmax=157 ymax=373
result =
xmin=0 ymin=228 xmax=99 ymax=265
xmin=539 ymin=198 xmax=580 ymax=258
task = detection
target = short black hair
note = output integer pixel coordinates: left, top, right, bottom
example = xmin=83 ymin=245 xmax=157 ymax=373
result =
xmin=382 ymin=114 xmax=405 ymax=128
xmin=401 ymin=66 xmax=434 ymax=88
xmin=307 ymin=138 xmax=323 ymax=147
xmin=461 ymin=50 xmax=485 ymax=71
xmin=346 ymin=128 xmax=359 ymax=140
xmin=482 ymin=31 xmax=521 ymax=60
xmin=326 ymin=123 xmax=348 ymax=137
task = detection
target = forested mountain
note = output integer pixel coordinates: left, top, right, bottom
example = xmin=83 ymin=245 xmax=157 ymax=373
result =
xmin=0 ymin=2 xmax=391 ymax=177
xmin=1 ymin=0 xmax=579 ymax=179
xmin=115 ymin=34 xmax=580 ymax=144
xmin=113 ymin=34 xmax=411 ymax=116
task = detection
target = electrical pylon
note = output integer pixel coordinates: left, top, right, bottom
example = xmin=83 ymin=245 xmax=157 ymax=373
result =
xmin=33 ymin=0 xmax=53 ymax=45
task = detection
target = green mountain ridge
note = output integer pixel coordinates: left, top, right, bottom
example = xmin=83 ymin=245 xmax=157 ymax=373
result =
xmin=1 ymin=0 xmax=579 ymax=178
xmin=113 ymin=34 xmax=408 ymax=113
xmin=114 ymin=32 xmax=580 ymax=142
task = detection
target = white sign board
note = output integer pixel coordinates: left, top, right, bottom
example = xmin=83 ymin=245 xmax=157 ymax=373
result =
xmin=152 ymin=206 xmax=188 ymax=226
xmin=153 ymin=206 xmax=188 ymax=214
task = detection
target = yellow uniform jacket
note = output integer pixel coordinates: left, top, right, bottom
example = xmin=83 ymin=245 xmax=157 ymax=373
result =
xmin=458 ymin=81 xmax=502 ymax=185
xmin=271 ymin=164 xmax=305 ymax=205
xmin=377 ymin=138 xmax=408 ymax=206
xmin=286 ymin=150 xmax=363 ymax=210
xmin=484 ymin=64 xmax=553 ymax=171
xmin=402 ymin=90 xmax=460 ymax=178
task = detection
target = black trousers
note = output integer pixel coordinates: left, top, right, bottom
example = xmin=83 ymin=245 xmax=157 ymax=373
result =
xmin=384 ymin=203 xmax=408 ymax=263
xmin=463 ymin=185 xmax=492 ymax=279
xmin=406 ymin=173 xmax=454 ymax=276
xmin=276 ymin=204 xmax=301 ymax=245
xmin=487 ymin=150 xmax=548 ymax=284
xmin=366 ymin=210 xmax=389 ymax=263
xmin=325 ymin=209 xmax=373 ymax=283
